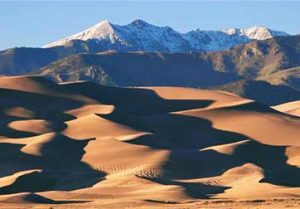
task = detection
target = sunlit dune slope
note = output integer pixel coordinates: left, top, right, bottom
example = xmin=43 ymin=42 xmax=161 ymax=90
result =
xmin=0 ymin=76 xmax=299 ymax=206
xmin=273 ymin=100 xmax=300 ymax=117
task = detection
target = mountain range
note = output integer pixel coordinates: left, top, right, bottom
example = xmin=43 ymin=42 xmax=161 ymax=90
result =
xmin=0 ymin=20 xmax=299 ymax=105
xmin=37 ymin=34 xmax=300 ymax=105
xmin=44 ymin=19 xmax=289 ymax=52
xmin=34 ymin=34 xmax=300 ymax=85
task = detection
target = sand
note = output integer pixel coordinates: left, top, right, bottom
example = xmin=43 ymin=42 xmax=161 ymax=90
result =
xmin=0 ymin=76 xmax=299 ymax=208
xmin=273 ymin=100 xmax=300 ymax=117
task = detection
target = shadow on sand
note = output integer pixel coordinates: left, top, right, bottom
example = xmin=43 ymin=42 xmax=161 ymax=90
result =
xmin=0 ymin=82 xmax=299 ymax=200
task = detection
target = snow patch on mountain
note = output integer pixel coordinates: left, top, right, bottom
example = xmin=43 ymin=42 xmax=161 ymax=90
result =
xmin=223 ymin=26 xmax=288 ymax=40
xmin=44 ymin=20 xmax=289 ymax=52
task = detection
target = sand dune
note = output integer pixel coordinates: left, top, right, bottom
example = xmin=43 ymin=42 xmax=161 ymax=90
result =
xmin=63 ymin=114 xmax=145 ymax=140
xmin=273 ymin=100 xmax=300 ymax=117
xmin=82 ymin=137 xmax=169 ymax=178
xmin=177 ymin=104 xmax=300 ymax=146
xmin=0 ymin=193 xmax=57 ymax=204
xmin=8 ymin=119 xmax=54 ymax=135
xmin=0 ymin=76 xmax=299 ymax=208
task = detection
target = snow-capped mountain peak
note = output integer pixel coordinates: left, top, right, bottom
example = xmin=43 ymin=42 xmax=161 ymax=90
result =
xmin=243 ymin=26 xmax=273 ymax=40
xmin=223 ymin=26 xmax=289 ymax=40
xmin=44 ymin=20 xmax=289 ymax=52
xmin=44 ymin=20 xmax=118 ymax=47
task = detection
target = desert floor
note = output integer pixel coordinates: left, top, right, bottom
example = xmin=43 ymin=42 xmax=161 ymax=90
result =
xmin=0 ymin=199 xmax=300 ymax=209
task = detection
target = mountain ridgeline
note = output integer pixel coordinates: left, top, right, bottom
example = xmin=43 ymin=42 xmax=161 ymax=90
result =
xmin=44 ymin=19 xmax=288 ymax=52
xmin=0 ymin=19 xmax=290 ymax=74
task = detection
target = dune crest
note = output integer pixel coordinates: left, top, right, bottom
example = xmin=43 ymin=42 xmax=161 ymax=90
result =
xmin=0 ymin=76 xmax=300 ymax=207
xmin=273 ymin=100 xmax=300 ymax=117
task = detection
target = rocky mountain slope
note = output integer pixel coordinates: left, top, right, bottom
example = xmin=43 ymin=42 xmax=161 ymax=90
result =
xmin=257 ymin=66 xmax=300 ymax=90
xmin=33 ymin=51 xmax=241 ymax=88
xmin=0 ymin=47 xmax=59 ymax=75
xmin=211 ymin=66 xmax=300 ymax=105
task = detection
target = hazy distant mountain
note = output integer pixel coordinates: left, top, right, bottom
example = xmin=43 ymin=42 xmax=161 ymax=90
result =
xmin=44 ymin=19 xmax=289 ymax=52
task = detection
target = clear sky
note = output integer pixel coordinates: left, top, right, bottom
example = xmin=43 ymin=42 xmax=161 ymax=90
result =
xmin=0 ymin=1 xmax=300 ymax=50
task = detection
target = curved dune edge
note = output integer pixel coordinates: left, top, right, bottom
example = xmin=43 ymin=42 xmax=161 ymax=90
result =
xmin=0 ymin=192 xmax=85 ymax=204
xmin=0 ymin=76 xmax=299 ymax=206
xmin=65 ymin=104 xmax=115 ymax=118
xmin=212 ymin=164 xmax=300 ymax=199
xmin=177 ymin=104 xmax=300 ymax=146
xmin=62 ymin=114 xmax=146 ymax=140
xmin=0 ymin=170 xmax=42 ymax=188
xmin=273 ymin=100 xmax=300 ymax=117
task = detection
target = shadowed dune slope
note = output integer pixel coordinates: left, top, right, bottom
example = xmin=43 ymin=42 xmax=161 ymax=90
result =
xmin=0 ymin=76 xmax=299 ymax=206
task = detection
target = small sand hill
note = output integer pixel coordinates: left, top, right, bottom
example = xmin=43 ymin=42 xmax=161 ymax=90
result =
xmin=0 ymin=76 xmax=300 ymax=207
xmin=0 ymin=193 xmax=58 ymax=204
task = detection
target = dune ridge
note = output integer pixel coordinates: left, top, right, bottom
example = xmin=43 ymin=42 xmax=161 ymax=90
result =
xmin=0 ymin=76 xmax=299 ymax=207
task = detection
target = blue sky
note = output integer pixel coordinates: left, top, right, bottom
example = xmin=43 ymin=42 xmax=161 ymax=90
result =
xmin=0 ymin=1 xmax=299 ymax=50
